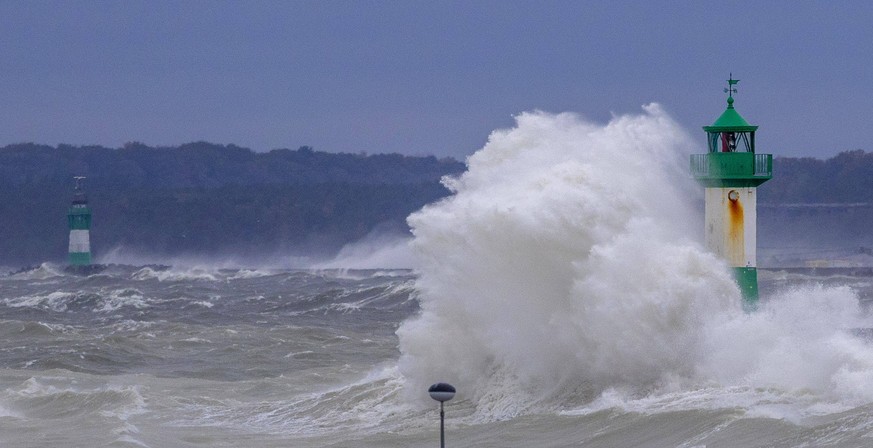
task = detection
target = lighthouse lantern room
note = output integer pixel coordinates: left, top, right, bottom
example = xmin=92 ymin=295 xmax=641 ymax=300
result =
xmin=691 ymin=75 xmax=772 ymax=308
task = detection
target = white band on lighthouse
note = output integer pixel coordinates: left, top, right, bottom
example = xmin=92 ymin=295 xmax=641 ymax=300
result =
xmin=68 ymin=229 xmax=91 ymax=254
xmin=703 ymin=187 xmax=756 ymax=268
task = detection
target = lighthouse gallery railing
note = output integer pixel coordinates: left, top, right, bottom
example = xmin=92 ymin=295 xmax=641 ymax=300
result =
xmin=690 ymin=153 xmax=772 ymax=179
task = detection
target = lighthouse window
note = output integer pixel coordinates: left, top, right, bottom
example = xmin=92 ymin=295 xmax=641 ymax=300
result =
xmin=734 ymin=132 xmax=752 ymax=152
xmin=723 ymin=132 xmax=737 ymax=152
xmin=707 ymin=131 xmax=754 ymax=153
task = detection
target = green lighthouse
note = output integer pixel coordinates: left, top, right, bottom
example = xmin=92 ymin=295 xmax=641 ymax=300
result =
xmin=691 ymin=75 xmax=772 ymax=308
xmin=67 ymin=176 xmax=92 ymax=266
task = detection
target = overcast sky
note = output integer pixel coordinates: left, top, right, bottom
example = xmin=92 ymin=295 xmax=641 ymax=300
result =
xmin=0 ymin=1 xmax=870 ymax=159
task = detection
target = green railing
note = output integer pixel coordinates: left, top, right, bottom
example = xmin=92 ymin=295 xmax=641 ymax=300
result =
xmin=690 ymin=152 xmax=772 ymax=187
xmin=753 ymin=153 xmax=771 ymax=177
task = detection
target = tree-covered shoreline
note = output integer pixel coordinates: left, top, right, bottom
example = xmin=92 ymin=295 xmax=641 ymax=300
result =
xmin=0 ymin=142 xmax=464 ymax=266
xmin=0 ymin=142 xmax=870 ymax=266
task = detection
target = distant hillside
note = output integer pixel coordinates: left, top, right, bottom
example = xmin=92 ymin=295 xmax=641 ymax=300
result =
xmin=0 ymin=143 xmax=870 ymax=267
xmin=744 ymin=150 xmax=873 ymax=266
xmin=759 ymin=149 xmax=873 ymax=204
xmin=0 ymin=142 xmax=461 ymax=190
xmin=0 ymin=142 xmax=465 ymax=266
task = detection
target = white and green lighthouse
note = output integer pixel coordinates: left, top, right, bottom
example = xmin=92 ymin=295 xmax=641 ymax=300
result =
xmin=691 ymin=76 xmax=772 ymax=308
xmin=67 ymin=176 xmax=92 ymax=266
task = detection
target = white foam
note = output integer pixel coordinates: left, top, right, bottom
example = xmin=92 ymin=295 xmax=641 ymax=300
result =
xmin=314 ymin=233 xmax=416 ymax=270
xmin=395 ymin=106 xmax=873 ymax=422
xmin=398 ymin=107 xmax=734 ymax=412
xmin=700 ymin=285 xmax=873 ymax=406
xmin=3 ymin=291 xmax=77 ymax=311
xmin=227 ymin=269 xmax=274 ymax=280
xmin=131 ymin=267 xmax=218 ymax=282
xmin=6 ymin=262 xmax=67 ymax=280
xmin=110 ymin=320 xmax=156 ymax=334
xmin=97 ymin=288 xmax=149 ymax=312
xmin=195 ymin=364 xmax=412 ymax=435
xmin=190 ymin=300 xmax=215 ymax=308
xmin=0 ymin=403 xmax=22 ymax=418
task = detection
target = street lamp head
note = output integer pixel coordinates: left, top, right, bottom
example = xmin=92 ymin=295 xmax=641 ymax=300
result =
xmin=428 ymin=383 xmax=456 ymax=402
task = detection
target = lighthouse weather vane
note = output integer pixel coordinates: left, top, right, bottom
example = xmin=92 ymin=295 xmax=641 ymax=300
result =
xmin=724 ymin=73 xmax=739 ymax=98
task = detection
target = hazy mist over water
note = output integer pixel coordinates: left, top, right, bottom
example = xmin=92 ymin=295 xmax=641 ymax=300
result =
xmin=2 ymin=107 xmax=873 ymax=447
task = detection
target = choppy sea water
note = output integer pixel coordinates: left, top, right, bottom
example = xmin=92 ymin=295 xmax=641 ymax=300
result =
xmin=0 ymin=264 xmax=872 ymax=447
xmin=0 ymin=264 xmax=418 ymax=447
xmin=6 ymin=108 xmax=873 ymax=447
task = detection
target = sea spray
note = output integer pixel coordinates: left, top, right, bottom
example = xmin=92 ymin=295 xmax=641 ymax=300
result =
xmin=701 ymin=285 xmax=873 ymax=405
xmin=313 ymin=229 xmax=416 ymax=270
xmin=4 ymin=264 xmax=873 ymax=443
xmin=398 ymin=105 xmax=873 ymax=426
xmin=397 ymin=106 xmax=741 ymax=415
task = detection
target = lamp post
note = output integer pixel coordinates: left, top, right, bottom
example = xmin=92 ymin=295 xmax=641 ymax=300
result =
xmin=428 ymin=382 xmax=455 ymax=448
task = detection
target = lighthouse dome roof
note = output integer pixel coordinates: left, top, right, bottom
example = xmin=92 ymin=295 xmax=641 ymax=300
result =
xmin=703 ymin=98 xmax=758 ymax=132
